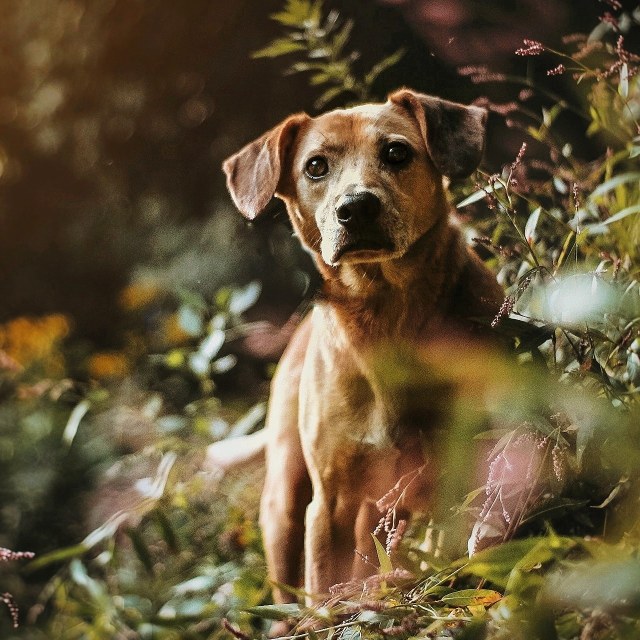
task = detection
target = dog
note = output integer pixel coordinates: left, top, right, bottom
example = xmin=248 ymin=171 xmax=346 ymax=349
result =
xmin=219 ymin=89 xmax=505 ymax=609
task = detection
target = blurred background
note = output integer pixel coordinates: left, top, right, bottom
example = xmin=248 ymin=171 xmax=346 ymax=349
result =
xmin=0 ymin=0 xmax=607 ymax=350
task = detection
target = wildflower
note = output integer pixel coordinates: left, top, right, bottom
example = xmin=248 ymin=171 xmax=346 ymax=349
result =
xmin=515 ymin=39 xmax=544 ymax=56
xmin=488 ymin=101 xmax=520 ymax=116
xmin=386 ymin=518 xmax=407 ymax=554
xmin=457 ymin=65 xmax=507 ymax=83
xmin=616 ymin=36 xmax=640 ymax=65
xmin=593 ymin=36 xmax=638 ymax=79
xmin=478 ymin=177 xmax=499 ymax=211
xmin=0 ymin=548 xmax=34 ymax=562
xmin=1 ymin=549 xmax=34 ymax=629
xmin=511 ymin=142 xmax=527 ymax=172
xmin=1 ymin=594 xmax=19 ymax=629
xmin=492 ymin=295 xmax=515 ymax=327
xmin=547 ymin=64 xmax=566 ymax=76
xmin=572 ymin=183 xmax=581 ymax=212
xmin=573 ymin=40 xmax=603 ymax=61
xmin=552 ymin=443 xmax=567 ymax=483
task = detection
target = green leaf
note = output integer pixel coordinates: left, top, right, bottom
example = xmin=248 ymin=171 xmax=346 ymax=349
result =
xmin=331 ymin=19 xmax=353 ymax=57
xmin=62 ymin=399 xmax=90 ymax=446
xmin=172 ymin=575 xmax=217 ymax=596
xmin=253 ymin=39 xmax=306 ymax=59
xmin=244 ymin=603 xmax=302 ymax=620
xmin=619 ymin=62 xmax=629 ymax=98
xmin=520 ymin=498 xmax=590 ymax=525
xmin=178 ymin=304 xmax=203 ymax=337
xmin=127 ymin=527 xmax=154 ymax=574
xmin=315 ymin=85 xmax=347 ymax=109
xmin=364 ymin=47 xmax=407 ymax=87
xmin=542 ymin=103 xmax=563 ymax=128
xmin=455 ymin=486 xmax=488 ymax=514
xmin=270 ymin=0 xmax=318 ymax=26
xmin=457 ymin=182 xmax=505 ymax=208
xmin=462 ymin=538 xmax=542 ymax=586
xmin=310 ymin=0 xmax=323 ymax=25
xmin=589 ymin=172 xmax=640 ymax=199
xmin=524 ymin=207 xmax=542 ymax=243
xmin=441 ymin=589 xmax=502 ymax=607
xmin=310 ymin=72 xmax=333 ymax=86
xmin=70 ymin=559 xmax=107 ymax=601
xmin=600 ymin=204 xmax=640 ymax=226
xmin=286 ymin=61 xmax=325 ymax=73
xmin=26 ymin=543 xmax=88 ymax=571
xmin=372 ymin=534 xmax=393 ymax=573
xmin=228 ymin=281 xmax=261 ymax=315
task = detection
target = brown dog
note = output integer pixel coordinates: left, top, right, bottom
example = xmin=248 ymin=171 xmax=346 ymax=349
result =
xmin=221 ymin=89 xmax=504 ymax=607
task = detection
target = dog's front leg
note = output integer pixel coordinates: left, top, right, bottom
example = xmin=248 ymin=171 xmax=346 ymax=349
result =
xmin=303 ymin=485 xmax=363 ymax=601
xmin=261 ymin=437 xmax=310 ymax=604
xmin=260 ymin=319 xmax=312 ymax=606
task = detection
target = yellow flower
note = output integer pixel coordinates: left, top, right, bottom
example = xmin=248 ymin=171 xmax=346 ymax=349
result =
xmin=88 ymin=352 xmax=130 ymax=380
xmin=0 ymin=314 xmax=70 ymax=375
xmin=119 ymin=282 xmax=162 ymax=311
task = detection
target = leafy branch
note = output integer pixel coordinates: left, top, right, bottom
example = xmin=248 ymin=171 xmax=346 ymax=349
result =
xmin=253 ymin=0 xmax=405 ymax=109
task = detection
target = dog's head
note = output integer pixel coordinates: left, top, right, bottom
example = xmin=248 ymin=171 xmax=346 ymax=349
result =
xmin=223 ymin=89 xmax=487 ymax=268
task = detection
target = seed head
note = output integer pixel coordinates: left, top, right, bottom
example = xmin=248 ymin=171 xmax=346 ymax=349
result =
xmin=547 ymin=64 xmax=566 ymax=76
xmin=516 ymin=39 xmax=544 ymax=56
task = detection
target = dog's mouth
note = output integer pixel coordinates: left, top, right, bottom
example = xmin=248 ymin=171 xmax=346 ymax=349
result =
xmin=330 ymin=236 xmax=395 ymax=264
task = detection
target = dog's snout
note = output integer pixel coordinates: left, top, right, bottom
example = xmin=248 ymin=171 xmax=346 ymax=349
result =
xmin=335 ymin=192 xmax=381 ymax=227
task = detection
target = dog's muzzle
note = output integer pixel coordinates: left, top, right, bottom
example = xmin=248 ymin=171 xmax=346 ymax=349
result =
xmin=330 ymin=192 xmax=394 ymax=263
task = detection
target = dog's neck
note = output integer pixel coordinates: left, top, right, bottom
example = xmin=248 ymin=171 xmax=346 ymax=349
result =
xmin=316 ymin=214 xmax=469 ymax=343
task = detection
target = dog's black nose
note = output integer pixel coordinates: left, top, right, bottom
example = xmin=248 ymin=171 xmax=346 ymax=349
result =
xmin=335 ymin=192 xmax=381 ymax=226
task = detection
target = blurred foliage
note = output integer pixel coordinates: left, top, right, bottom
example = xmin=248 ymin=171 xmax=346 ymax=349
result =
xmin=254 ymin=0 xmax=406 ymax=109
xmin=0 ymin=1 xmax=639 ymax=639
xmin=0 ymin=280 xmax=274 ymax=638
xmin=0 ymin=0 xmax=324 ymax=344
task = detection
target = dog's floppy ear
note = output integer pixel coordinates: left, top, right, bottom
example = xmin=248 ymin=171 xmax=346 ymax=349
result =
xmin=389 ymin=89 xmax=487 ymax=179
xmin=222 ymin=113 xmax=309 ymax=220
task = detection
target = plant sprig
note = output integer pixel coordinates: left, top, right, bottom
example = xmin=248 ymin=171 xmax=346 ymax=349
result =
xmin=253 ymin=0 xmax=405 ymax=109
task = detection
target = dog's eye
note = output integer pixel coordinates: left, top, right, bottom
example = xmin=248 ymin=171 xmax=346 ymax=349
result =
xmin=305 ymin=156 xmax=329 ymax=179
xmin=383 ymin=142 xmax=410 ymax=165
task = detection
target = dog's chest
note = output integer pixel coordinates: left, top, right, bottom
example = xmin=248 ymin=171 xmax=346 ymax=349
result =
xmin=299 ymin=307 xmax=434 ymax=454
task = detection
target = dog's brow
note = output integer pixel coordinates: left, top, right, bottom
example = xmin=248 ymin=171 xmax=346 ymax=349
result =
xmin=304 ymin=141 xmax=347 ymax=157
xmin=373 ymin=112 xmax=387 ymax=129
